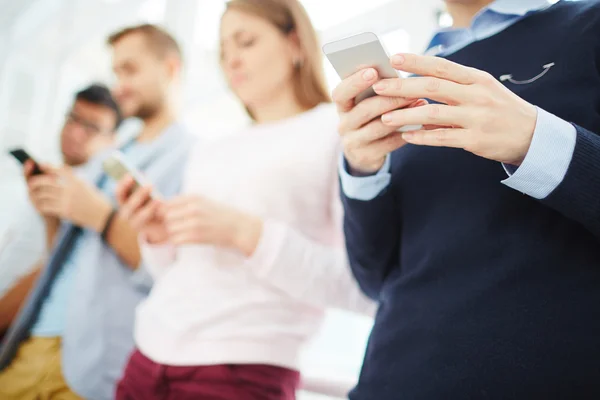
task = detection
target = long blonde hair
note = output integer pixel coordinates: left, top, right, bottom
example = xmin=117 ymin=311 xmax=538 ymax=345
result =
xmin=223 ymin=0 xmax=331 ymax=113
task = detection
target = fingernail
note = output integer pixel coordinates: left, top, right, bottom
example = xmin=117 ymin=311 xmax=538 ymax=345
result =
xmin=363 ymin=68 xmax=376 ymax=81
xmin=392 ymin=54 xmax=405 ymax=65
xmin=402 ymin=132 xmax=413 ymax=140
xmin=373 ymin=81 xmax=386 ymax=92
xmin=382 ymin=114 xmax=392 ymax=123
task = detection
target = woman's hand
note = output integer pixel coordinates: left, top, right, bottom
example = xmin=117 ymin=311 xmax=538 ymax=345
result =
xmin=163 ymin=195 xmax=263 ymax=256
xmin=115 ymin=175 xmax=168 ymax=244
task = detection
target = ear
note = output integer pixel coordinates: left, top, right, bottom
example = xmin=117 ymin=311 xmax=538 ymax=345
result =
xmin=164 ymin=53 xmax=182 ymax=81
xmin=287 ymin=31 xmax=304 ymax=66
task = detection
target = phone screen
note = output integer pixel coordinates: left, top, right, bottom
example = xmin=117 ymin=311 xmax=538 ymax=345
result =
xmin=103 ymin=155 xmax=142 ymax=188
xmin=102 ymin=151 xmax=163 ymax=201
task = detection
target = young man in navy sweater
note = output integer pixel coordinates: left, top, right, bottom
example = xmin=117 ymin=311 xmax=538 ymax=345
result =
xmin=336 ymin=0 xmax=600 ymax=398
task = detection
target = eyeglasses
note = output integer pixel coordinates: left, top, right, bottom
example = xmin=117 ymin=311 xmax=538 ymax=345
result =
xmin=65 ymin=112 xmax=112 ymax=136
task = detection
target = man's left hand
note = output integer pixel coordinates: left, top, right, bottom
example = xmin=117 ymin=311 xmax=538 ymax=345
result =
xmin=31 ymin=166 xmax=112 ymax=232
xmin=373 ymin=53 xmax=538 ymax=166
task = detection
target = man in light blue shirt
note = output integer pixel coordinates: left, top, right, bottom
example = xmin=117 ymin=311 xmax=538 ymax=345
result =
xmin=0 ymin=24 xmax=195 ymax=400
xmin=0 ymin=84 xmax=119 ymax=334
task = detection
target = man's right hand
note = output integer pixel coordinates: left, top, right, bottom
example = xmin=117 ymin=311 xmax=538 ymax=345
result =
xmin=332 ymin=68 xmax=426 ymax=175
xmin=23 ymin=161 xmax=61 ymax=249
xmin=116 ymin=176 xmax=169 ymax=245
xmin=24 ymin=160 xmax=60 ymax=221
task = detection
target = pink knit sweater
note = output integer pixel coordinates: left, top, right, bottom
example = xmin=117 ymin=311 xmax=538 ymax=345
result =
xmin=134 ymin=103 xmax=375 ymax=368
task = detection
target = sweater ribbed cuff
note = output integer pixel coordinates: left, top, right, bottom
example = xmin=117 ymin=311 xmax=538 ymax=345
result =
xmin=138 ymin=236 xmax=175 ymax=280
xmin=242 ymin=220 xmax=288 ymax=282
xmin=542 ymin=125 xmax=600 ymax=235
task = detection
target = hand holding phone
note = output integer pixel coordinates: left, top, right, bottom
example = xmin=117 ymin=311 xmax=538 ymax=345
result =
xmin=323 ymin=33 xmax=426 ymax=174
xmin=323 ymin=32 xmax=422 ymax=132
xmin=9 ymin=148 xmax=43 ymax=176
xmin=117 ymin=178 xmax=168 ymax=244
xmin=106 ymin=152 xmax=168 ymax=244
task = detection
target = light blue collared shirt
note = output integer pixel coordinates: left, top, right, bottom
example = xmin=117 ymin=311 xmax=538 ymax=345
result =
xmin=0 ymin=123 xmax=196 ymax=400
xmin=340 ymin=0 xmax=577 ymax=201
xmin=31 ymin=145 xmax=138 ymax=337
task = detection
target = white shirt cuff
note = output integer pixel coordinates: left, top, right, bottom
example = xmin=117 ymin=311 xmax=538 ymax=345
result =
xmin=501 ymin=107 xmax=576 ymax=199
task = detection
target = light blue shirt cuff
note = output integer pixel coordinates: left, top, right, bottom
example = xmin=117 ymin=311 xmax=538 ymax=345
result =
xmin=338 ymin=153 xmax=392 ymax=201
xmin=501 ymin=107 xmax=576 ymax=199
xmin=129 ymin=263 xmax=154 ymax=291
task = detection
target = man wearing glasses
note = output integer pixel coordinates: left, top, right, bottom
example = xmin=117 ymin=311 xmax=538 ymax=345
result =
xmin=0 ymin=24 xmax=193 ymax=400
xmin=0 ymin=83 xmax=121 ymax=335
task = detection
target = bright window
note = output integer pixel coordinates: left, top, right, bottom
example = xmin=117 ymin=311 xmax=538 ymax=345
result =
xmin=193 ymin=0 xmax=397 ymax=51
xmin=301 ymin=0 xmax=398 ymax=31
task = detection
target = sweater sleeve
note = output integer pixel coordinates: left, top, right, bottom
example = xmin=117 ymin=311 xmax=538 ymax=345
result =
xmin=242 ymin=181 xmax=376 ymax=317
xmin=138 ymin=236 xmax=176 ymax=280
xmin=538 ymin=124 xmax=600 ymax=240
xmin=340 ymin=157 xmax=402 ymax=300
xmin=540 ymin=3 xmax=600 ymax=240
xmin=128 ymin=132 xmax=196 ymax=288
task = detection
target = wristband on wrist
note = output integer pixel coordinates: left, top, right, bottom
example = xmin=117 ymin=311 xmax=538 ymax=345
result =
xmin=101 ymin=209 xmax=118 ymax=241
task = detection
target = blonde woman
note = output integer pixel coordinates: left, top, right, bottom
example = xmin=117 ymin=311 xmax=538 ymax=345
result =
xmin=115 ymin=1 xmax=375 ymax=399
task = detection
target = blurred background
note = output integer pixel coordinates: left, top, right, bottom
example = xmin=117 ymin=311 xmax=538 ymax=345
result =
xmin=0 ymin=0 xmax=448 ymax=398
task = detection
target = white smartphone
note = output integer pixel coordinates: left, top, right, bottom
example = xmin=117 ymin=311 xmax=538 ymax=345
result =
xmin=323 ymin=32 xmax=421 ymax=131
xmin=102 ymin=151 xmax=146 ymax=191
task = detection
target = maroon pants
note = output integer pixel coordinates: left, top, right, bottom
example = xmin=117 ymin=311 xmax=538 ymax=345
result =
xmin=116 ymin=349 xmax=300 ymax=400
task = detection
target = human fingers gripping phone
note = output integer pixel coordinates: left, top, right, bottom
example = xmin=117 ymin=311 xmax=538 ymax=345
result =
xmin=104 ymin=151 xmax=168 ymax=243
xmin=9 ymin=148 xmax=44 ymax=176
xmin=119 ymin=181 xmax=168 ymax=244
xmin=323 ymin=32 xmax=422 ymax=132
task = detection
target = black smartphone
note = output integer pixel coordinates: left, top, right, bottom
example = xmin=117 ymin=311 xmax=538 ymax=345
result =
xmin=9 ymin=148 xmax=43 ymax=175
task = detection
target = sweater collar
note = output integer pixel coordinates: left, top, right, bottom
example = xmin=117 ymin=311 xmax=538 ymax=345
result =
xmin=425 ymin=0 xmax=556 ymax=55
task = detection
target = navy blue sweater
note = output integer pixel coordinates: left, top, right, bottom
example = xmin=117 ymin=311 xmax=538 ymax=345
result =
xmin=343 ymin=2 xmax=600 ymax=399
